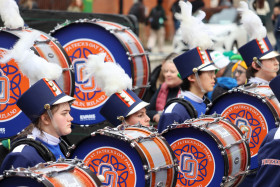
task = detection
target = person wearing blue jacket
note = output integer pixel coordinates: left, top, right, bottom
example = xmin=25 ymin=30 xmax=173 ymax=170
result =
xmin=254 ymin=75 xmax=280 ymax=186
xmin=0 ymin=78 xmax=75 ymax=173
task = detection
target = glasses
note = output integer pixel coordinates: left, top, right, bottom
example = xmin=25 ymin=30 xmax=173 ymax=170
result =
xmin=235 ymin=70 xmax=245 ymax=75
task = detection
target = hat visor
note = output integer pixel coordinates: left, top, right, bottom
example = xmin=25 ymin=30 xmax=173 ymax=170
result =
xmin=53 ymin=95 xmax=75 ymax=105
xmin=127 ymin=101 xmax=149 ymax=117
xmin=260 ymin=51 xmax=280 ymax=60
xmin=198 ymin=63 xmax=218 ymax=71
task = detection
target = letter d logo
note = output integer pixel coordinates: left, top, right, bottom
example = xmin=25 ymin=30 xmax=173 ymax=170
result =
xmin=0 ymin=69 xmax=9 ymax=104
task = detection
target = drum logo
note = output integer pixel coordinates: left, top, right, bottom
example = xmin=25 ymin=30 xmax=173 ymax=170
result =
xmin=171 ymin=138 xmax=215 ymax=186
xmin=180 ymin=153 xmax=198 ymax=180
xmin=0 ymin=49 xmax=29 ymax=122
xmin=0 ymin=69 xmax=9 ymax=104
xmin=83 ymin=147 xmax=136 ymax=186
xmin=64 ymin=40 xmax=115 ymax=111
xmin=222 ymin=103 xmax=267 ymax=157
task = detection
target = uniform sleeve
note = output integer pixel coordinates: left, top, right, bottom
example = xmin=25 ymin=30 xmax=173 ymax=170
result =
xmin=157 ymin=103 xmax=191 ymax=133
xmin=254 ymin=128 xmax=280 ymax=186
xmin=0 ymin=146 xmax=45 ymax=174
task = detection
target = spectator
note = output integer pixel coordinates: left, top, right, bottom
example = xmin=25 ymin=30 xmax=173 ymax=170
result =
xmin=19 ymin=0 xmax=38 ymax=10
xmin=253 ymin=0 xmax=270 ymax=26
xmin=147 ymin=0 xmax=167 ymax=53
xmin=209 ymin=51 xmax=238 ymax=101
xmin=231 ymin=54 xmax=248 ymax=85
xmin=67 ymin=0 xmax=83 ymax=12
xmin=170 ymin=0 xmax=181 ymax=31
xmin=272 ymin=2 xmax=280 ymax=52
xmin=128 ymin=0 xmax=147 ymax=48
xmin=146 ymin=53 xmax=182 ymax=125
xmin=142 ymin=60 xmax=165 ymax=102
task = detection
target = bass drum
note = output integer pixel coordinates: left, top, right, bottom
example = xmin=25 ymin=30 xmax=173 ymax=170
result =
xmin=161 ymin=115 xmax=250 ymax=187
xmin=0 ymin=158 xmax=102 ymax=187
xmin=0 ymin=27 xmax=74 ymax=139
xmin=50 ymin=19 xmax=150 ymax=125
xmin=207 ymin=83 xmax=280 ymax=170
xmin=69 ymin=125 xmax=178 ymax=187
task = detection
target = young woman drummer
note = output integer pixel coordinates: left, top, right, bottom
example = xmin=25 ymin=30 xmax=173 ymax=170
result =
xmin=0 ymin=78 xmax=75 ymax=173
xmin=83 ymin=53 xmax=150 ymax=128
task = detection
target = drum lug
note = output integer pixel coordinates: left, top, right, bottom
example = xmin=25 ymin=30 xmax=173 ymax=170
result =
xmin=145 ymin=174 xmax=150 ymax=180
xmin=143 ymin=165 xmax=149 ymax=170
xmin=126 ymin=51 xmax=149 ymax=58
xmin=156 ymin=181 xmax=164 ymax=186
xmin=34 ymin=39 xmax=51 ymax=45
xmin=62 ymin=65 xmax=74 ymax=73
xmin=148 ymin=164 xmax=175 ymax=173
xmin=130 ymin=142 xmax=136 ymax=148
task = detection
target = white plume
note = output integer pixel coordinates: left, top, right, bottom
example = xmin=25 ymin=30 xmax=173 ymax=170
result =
xmin=0 ymin=0 xmax=24 ymax=28
xmin=238 ymin=1 xmax=266 ymax=40
xmin=83 ymin=53 xmax=132 ymax=97
xmin=175 ymin=1 xmax=213 ymax=50
xmin=0 ymin=31 xmax=62 ymax=85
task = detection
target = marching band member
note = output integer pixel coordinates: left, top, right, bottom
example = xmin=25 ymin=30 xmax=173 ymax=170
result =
xmin=238 ymin=1 xmax=280 ymax=84
xmin=0 ymin=30 xmax=75 ymax=173
xmin=236 ymin=2 xmax=280 ymax=186
xmin=157 ymin=1 xmax=218 ymax=133
xmin=83 ymin=53 xmax=150 ymax=127
xmin=0 ymin=78 xmax=75 ymax=173
xmin=253 ymin=75 xmax=280 ymax=186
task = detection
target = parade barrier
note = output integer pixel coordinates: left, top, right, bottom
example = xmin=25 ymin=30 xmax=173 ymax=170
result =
xmin=207 ymin=83 xmax=280 ymax=171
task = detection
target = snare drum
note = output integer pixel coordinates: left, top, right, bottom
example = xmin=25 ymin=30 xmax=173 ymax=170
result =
xmin=0 ymin=27 xmax=74 ymax=138
xmin=161 ymin=115 xmax=250 ymax=187
xmin=50 ymin=19 xmax=150 ymax=125
xmin=0 ymin=158 xmax=102 ymax=187
xmin=207 ymin=83 xmax=280 ymax=170
xmin=70 ymin=125 xmax=178 ymax=187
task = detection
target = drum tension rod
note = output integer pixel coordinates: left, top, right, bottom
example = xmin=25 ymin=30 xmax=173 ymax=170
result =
xmin=45 ymin=165 xmax=76 ymax=178
xmin=34 ymin=39 xmax=51 ymax=44
xmin=126 ymin=52 xmax=149 ymax=57
xmin=148 ymin=164 xmax=176 ymax=173
xmin=131 ymin=133 xmax=158 ymax=143
xmin=220 ymin=139 xmax=246 ymax=150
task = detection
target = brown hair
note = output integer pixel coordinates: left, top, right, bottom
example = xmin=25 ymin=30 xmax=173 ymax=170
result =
xmin=14 ymin=104 xmax=61 ymax=140
xmin=246 ymin=62 xmax=261 ymax=80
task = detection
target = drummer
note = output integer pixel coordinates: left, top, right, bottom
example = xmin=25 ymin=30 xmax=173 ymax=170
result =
xmin=253 ymin=75 xmax=280 ymax=186
xmin=157 ymin=1 xmax=218 ymax=133
xmin=83 ymin=53 xmax=150 ymax=127
xmin=157 ymin=47 xmax=218 ymax=133
xmin=238 ymin=2 xmax=280 ymax=84
xmin=0 ymin=78 xmax=75 ymax=173
xmin=238 ymin=37 xmax=279 ymax=84
xmin=100 ymin=89 xmax=150 ymax=127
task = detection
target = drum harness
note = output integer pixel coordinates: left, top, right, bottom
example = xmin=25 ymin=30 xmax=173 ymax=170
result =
xmin=165 ymin=97 xmax=211 ymax=119
xmin=10 ymin=137 xmax=70 ymax=162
